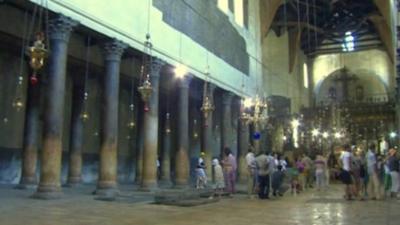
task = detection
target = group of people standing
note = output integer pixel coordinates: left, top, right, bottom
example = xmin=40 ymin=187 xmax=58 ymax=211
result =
xmin=340 ymin=143 xmax=399 ymax=200
xmin=196 ymin=147 xmax=237 ymax=197
xmin=245 ymin=147 xmax=289 ymax=199
xmin=245 ymin=147 xmax=332 ymax=199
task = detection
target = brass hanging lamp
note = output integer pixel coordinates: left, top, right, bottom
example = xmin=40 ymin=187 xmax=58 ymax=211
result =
xmin=138 ymin=33 xmax=153 ymax=112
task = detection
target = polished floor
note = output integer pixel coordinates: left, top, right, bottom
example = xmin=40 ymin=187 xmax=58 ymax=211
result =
xmin=0 ymin=184 xmax=399 ymax=225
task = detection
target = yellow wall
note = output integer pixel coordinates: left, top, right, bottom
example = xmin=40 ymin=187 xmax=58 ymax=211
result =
xmin=312 ymin=49 xmax=395 ymax=97
xmin=262 ymin=30 xmax=309 ymax=113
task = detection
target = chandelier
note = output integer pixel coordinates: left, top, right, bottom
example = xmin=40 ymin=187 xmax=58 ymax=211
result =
xmin=138 ymin=34 xmax=153 ymax=112
xmin=241 ymin=95 xmax=268 ymax=125
xmin=200 ymin=70 xmax=214 ymax=121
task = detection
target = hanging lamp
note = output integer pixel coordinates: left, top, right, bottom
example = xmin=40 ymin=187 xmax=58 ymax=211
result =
xmin=200 ymin=68 xmax=214 ymax=122
xmin=80 ymin=36 xmax=92 ymax=122
xmin=26 ymin=1 xmax=50 ymax=86
xmin=138 ymin=33 xmax=153 ymax=112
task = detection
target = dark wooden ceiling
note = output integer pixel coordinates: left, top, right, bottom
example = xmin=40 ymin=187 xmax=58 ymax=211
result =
xmin=270 ymin=0 xmax=383 ymax=56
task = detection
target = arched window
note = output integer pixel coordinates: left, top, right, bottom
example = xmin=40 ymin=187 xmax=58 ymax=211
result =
xmin=303 ymin=63 xmax=309 ymax=88
xmin=342 ymin=31 xmax=354 ymax=52
xmin=234 ymin=0 xmax=244 ymax=27
xmin=218 ymin=0 xmax=229 ymax=14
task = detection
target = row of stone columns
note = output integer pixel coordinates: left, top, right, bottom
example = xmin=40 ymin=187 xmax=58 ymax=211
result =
xmin=16 ymin=13 xmax=251 ymax=199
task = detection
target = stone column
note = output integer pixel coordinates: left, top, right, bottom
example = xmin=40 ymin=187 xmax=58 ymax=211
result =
xmin=160 ymin=113 xmax=172 ymax=186
xmin=238 ymin=115 xmax=250 ymax=183
xmin=175 ymin=76 xmax=192 ymax=187
xmin=201 ymin=84 xmax=216 ymax=181
xmin=66 ymin=84 xmax=84 ymax=186
xmin=141 ymin=59 xmax=163 ymax=190
xmin=95 ymin=40 xmax=127 ymax=200
xmin=17 ymin=80 xmax=41 ymax=189
xmin=134 ymin=119 xmax=144 ymax=185
xmin=221 ymin=92 xmax=234 ymax=152
xmin=33 ymin=15 xmax=78 ymax=199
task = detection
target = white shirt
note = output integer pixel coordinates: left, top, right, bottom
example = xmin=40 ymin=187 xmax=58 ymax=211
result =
xmin=245 ymin=152 xmax=256 ymax=169
xmin=366 ymin=150 xmax=377 ymax=174
xmin=198 ymin=157 xmax=204 ymax=166
xmin=340 ymin=151 xmax=352 ymax=171
xmin=279 ymin=159 xmax=287 ymax=171
xmin=268 ymin=156 xmax=276 ymax=171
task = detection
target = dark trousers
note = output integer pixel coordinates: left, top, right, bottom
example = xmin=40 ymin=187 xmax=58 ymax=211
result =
xmin=258 ymin=174 xmax=270 ymax=199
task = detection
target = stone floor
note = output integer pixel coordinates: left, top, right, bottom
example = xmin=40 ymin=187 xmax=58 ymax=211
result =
xmin=0 ymin=184 xmax=399 ymax=225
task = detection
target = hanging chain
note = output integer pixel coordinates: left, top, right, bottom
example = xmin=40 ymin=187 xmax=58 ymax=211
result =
xmin=313 ymin=0 xmax=318 ymax=54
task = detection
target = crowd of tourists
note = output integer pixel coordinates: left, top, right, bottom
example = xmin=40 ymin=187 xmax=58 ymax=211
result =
xmin=196 ymin=146 xmax=329 ymax=199
xmin=194 ymin=142 xmax=400 ymax=201
xmin=339 ymin=143 xmax=399 ymax=200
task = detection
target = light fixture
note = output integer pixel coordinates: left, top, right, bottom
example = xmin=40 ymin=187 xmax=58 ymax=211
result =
xmin=334 ymin=132 xmax=342 ymax=139
xmin=80 ymin=111 xmax=89 ymax=122
xmin=127 ymin=103 xmax=135 ymax=129
xmin=138 ymin=34 xmax=154 ymax=112
xmin=312 ymin=129 xmax=320 ymax=137
xmin=200 ymin=68 xmax=214 ymax=121
xmin=27 ymin=31 xmax=48 ymax=85
xmin=165 ymin=113 xmax=171 ymax=134
xmin=291 ymin=119 xmax=300 ymax=128
xmin=390 ymin=132 xmax=397 ymax=138
xmin=12 ymin=97 xmax=24 ymax=112
xmin=322 ymin=132 xmax=329 ymax=139
xmin=127 ymin=121 xmax=135 ymax=129
xmin=174 ymin=64 xmax=187 ymax=78
xmin=243 ymin=97 xmax=253 ymax=108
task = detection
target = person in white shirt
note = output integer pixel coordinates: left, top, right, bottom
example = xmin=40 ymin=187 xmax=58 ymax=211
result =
xmin=366 ymin=144 xmax=380 ymax=200
xmin=339 ymin=144 xmax=354 ymax=200
xmin=196 ymin=152 xmax=207 ymax=189
xmin=211 ymin=158 xmax=224 ymax=198
xmin=245 ymin=146 xmax=257 ymax=197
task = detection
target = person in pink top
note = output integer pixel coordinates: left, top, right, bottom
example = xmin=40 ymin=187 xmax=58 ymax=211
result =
xmin=222 ymin=147 xmax=237 ymax=195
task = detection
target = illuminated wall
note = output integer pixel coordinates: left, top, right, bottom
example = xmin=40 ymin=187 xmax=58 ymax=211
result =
xmin=30 ymin=0 xmax=262 ymax=97
xmin=312 ymin=49 xmax=395 ymax=99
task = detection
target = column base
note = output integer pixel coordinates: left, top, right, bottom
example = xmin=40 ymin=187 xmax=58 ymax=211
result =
xmin=65 ymin=176 xmax=81 ymax=187
xmin=134 ymin=177 xmax=142 ymax=185
xmin=173 ymin=182 xmax=189 ymax=189
xmin=94 ymin=187 xmax=119 ymax=201
xmin=32 ymin=184 xmax=63 ymax=200
xmin=139 ymin=180 xmax=159 ymax=192
xmin=15 ymin=183 xmax=37 ymax=190
xmin=159 ymin=179 xmax=173 ymax=188
xmin=15 ymin=177 xmax=37 ymax=190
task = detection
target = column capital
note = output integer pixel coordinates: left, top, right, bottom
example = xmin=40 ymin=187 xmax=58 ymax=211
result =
xmin=208 ymin=83 xmax=217 ymax=94
xmin=177 ymin=75 xmax=192 ymax=89
xmin=222 ymin=92 xmax=235 ymax=105
xmin=103 ymin=39 xmax=128 ymax=61
xmin=150 ymin=57 xmax=164 ymax=79
xmin=48 ymin=15 xmax=79 ymax=42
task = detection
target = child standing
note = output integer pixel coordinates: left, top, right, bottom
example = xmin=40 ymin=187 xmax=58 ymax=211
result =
xmin=314 ymin=154 xmax=326 ymax=191
xmin=212 ymin=158 xmax=225 ymax=198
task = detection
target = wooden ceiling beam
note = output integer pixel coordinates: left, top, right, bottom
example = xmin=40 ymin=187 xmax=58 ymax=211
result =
xmin=288 ymin=27 xmax=302 ymax=73
xmin=261 ymin=0 xmax=283 ymax=38
xmin=369 ymin=14 xmax=395 ymax=63
xmin=307 ymin=44 xmax=384 ymax=56
xmin=272 ymin=21 xmax=324 ymax=33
